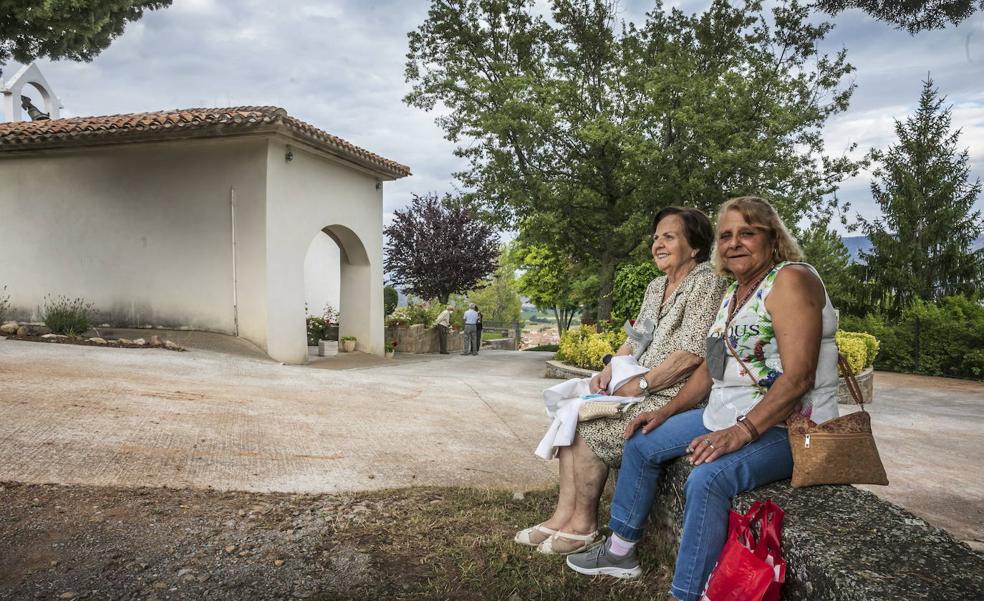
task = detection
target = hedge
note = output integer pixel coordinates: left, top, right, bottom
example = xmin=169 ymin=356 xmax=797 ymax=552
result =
xmin=556 ymin=325 xmax=627 ymax=370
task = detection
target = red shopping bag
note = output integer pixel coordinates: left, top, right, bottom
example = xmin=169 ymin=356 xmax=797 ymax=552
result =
xmin=700 ymin=500 xmax=786 ymax=601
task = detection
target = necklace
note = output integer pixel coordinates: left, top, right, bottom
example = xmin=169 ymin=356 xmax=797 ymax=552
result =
xmin=728 ymin=265 xmax=774 ymax=322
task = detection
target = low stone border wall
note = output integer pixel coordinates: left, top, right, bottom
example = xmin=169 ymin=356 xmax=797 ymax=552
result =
xmin=483 ymin=337 xmax=517 ymax=351
xmin=385 ymin=324 xmax=463 ymax=354
xmin=647 ymin=458 xmax=984 ymax=600
xmin=544 ymin=359 xmax=595 ymax=379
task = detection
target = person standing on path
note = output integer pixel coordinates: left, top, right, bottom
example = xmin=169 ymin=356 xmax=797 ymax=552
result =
xmin=435 ymin=305 xmax=453 ymax=354
xmin=463 ymin=304 xmax=480 ymax=355
xmin=475 ymin=307 xmax=483 ymax=355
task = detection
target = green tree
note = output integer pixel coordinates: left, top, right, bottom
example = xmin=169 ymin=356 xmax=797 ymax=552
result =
xmin=383 ymin=286 xmax=398 ymax=316
xmin=406 ymin=0 xmax=858 ymax=321
xmin=467 ymin=252 xmax=522 ymax=324
xmin=0 ymin=1 xmax=171 ymax=66
xmin=816 ymin=1 xmax=983 ymax=33
xmin=799 ymin=214 xmax=859 ymax=315
xmin=509 ymin=243 xmax=591 ymax=335
xmin=859 ymin=78 xmax=984 ymax=314
xmin=611 ymin=262 xmax=663 ymax=325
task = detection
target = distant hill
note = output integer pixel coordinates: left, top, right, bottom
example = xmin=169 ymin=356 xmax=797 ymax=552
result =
xmin=841 ymin=235 xmax=984 ymax=263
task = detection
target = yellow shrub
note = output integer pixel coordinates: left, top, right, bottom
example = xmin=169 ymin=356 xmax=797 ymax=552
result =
xmin=836 ymin=329 xmax=880 ymax=375
xmin=557 ymin=326 xmax=624 ymax=370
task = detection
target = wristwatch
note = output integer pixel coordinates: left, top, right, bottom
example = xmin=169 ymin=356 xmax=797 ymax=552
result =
xmin=637 ymin=376 xmax=649 ymax=393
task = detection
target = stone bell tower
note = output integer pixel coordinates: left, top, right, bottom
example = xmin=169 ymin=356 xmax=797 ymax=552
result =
xmin=1 ymin=62 xmax=63 ymax=122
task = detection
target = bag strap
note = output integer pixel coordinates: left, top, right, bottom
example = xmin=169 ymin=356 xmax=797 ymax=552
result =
xmin=724 ymin=337 xmax=767 ymax=394
xmin=837 ymin=354 xmax=866 ymax=410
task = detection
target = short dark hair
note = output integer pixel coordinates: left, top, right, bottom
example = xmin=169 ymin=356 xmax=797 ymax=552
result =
xmin=651 ymin=206 xmax=714 ymax=263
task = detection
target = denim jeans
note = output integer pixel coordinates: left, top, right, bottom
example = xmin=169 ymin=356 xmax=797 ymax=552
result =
xmin=608 ymin=408 xmax=793 ymax=601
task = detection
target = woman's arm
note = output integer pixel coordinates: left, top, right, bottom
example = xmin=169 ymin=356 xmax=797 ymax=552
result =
xmin=611 ymin=350 xmax=702 ymax=397
xmin=624 ymin=361 xmax=712 ymax=438
xmin=689 ymin=266 xmax=825 ymax=465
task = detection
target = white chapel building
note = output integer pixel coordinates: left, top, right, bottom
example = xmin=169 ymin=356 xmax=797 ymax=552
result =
xmin=0 ymin=65 xmax=410 ymax=364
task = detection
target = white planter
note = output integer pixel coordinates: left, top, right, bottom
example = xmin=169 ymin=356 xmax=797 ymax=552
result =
xmin=341 ymin=340 xmax=356 ymax=353
xmin=837 ymin=366 xmax=875 ymax=404
xmin=317 ymin=340 xmax=337 ymax=357
xmin=385 ymin=350 xmax=395 ymax=359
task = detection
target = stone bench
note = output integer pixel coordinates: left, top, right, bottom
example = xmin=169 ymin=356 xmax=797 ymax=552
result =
xmin=646 ymin=458 xmax=984 ymax=600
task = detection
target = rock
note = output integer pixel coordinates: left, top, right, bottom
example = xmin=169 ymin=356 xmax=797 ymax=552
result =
xmin=274 ymin=559 xmax=285 ymax=567
xmin=16 ymin=326 xmax=30 ymax=336
xmin=150 ymin=335 xmax=162 ymax=346
xmin=512 ymin=491 xmax=525 ymax=501
xmin=164 ymin=340 xmax=183 ymax=351
xmin=59 ymin=593 xmax=77 ymax=600
xmin=133 ymin=338 xmax=146 ymax=345
xmin=176 ymin=568 xmax=193 ymax=577
xmin=41 ymin=333 xmax=61 ymax=339
xmin=0 ymin=321 xmax=18 ymax=334
xmin=35 ymin=326 xmax=51 ymax=335
xmin=87 ymin=337 xmax=107 ymax=345
xmin=117 ymin=338 xmax=133 ymax=345
xmin=224 ymin=545 xmax=236 ymax=553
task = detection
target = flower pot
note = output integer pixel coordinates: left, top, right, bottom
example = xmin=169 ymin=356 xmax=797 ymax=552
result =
xmin=837 ymin=366 xmax=874 ymax=404
xmin=342 ymin=340 xmax=356 ymax=353
xmin=385 ymin=350 xmax=395 ymax=359
xmin=317 ymin=340 xmax=337 ymax=357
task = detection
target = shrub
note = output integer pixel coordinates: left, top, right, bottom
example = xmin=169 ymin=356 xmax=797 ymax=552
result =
xmin=306 ymin=317 xmax=329 ymax=345
xmin=0 ymin=285 xmax=9 ymax=322
xmin=611 ymin=262 xmax=662 ymax=325
xmin=383 ymin=286 xmax=398 ymax=316
xmin=835 ymin=330 xmax=880 ymax=375
xmin=385 ymin=302 xmax=451 ymax=328
xmin=556 ymin=325 xmax=627 ymax=370
xmin=41 ymin=295 xmax=94 ymax=336
xmin=840 ymin=295 xmax=984 ymax=380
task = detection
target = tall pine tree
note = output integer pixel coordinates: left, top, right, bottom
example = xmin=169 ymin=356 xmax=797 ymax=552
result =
xmin=859 ymin=78 xmax=984 ymax=314
xmin=800 ymin=214 xmax=858 ymax=314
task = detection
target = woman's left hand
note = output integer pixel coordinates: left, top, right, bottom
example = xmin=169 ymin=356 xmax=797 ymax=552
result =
xmin=688 ymin=426 xmax=751 ymax=465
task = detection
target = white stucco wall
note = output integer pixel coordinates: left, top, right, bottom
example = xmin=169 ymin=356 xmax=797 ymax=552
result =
xmin=0 ymin=138 xmax=269 ymax=345
xmin=264 ymin=138 xmax=385 ymax=363
xmin=303 ymin=233 xmax=341 ymax=318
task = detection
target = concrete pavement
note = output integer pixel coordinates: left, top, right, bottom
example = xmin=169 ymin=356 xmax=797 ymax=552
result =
xmin=1 ymin=333 xmax=982 ymax=547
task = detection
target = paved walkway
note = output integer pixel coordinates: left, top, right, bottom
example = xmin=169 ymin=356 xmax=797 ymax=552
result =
xmin=1 ymin=334 xmax=982 ymax=546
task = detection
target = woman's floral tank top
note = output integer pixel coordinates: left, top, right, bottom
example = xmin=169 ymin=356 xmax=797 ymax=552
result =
xmin=703 ymin=262 xmax=839 ymax=431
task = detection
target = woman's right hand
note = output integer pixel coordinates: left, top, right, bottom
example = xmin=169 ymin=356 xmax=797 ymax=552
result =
xmin=589 ymin=366 xmax=612 ymax=394
xmin=624 ymin=409 xmax=668 ymax=439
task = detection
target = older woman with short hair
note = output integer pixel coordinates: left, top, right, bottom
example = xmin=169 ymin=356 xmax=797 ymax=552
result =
xmin=515 ymin=207 xmax=727 ymax=555
xmin=567 ymin=197 xmax=840 ymax=601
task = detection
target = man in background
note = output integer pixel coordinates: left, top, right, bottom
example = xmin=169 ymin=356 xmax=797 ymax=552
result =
xmin=435 ymin=305 xmax=452 ymax=354
xmin=462 ymin=304 xmax=479 ymax=356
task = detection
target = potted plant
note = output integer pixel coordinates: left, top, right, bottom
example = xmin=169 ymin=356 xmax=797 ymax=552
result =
xmin=385 ymin=340 xmax=397 ymax=359
xmin=835 ymin=331 xmax=879 ymax=404
xmin=340 ymin=335 xmax=357 ymax=352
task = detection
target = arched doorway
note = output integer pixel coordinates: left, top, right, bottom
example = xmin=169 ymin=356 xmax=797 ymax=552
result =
xmin=302 ymin=224 xmax=372 ymax=356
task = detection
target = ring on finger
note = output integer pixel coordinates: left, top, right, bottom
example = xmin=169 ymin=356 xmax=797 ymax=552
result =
xmin=702 ymin=439 xmax=712 ymax=446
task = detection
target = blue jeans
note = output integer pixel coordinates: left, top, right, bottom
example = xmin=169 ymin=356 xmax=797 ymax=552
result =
xmin=608 ymin=408 xmax=793 ymax=601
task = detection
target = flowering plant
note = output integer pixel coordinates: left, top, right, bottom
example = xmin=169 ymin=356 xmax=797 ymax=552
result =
xmin=385 ymin=340 xmax=398 ymax=353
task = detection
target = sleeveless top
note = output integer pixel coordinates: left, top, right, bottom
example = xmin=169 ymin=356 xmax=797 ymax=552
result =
xmin=704 ymin=262 xmax=839 ymax=432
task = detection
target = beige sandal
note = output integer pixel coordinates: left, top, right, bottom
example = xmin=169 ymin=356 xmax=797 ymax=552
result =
xmin=514 ymin=523 xmax=558 ymax=547
xmin=537 ymin=530 xmax=605 ymax=555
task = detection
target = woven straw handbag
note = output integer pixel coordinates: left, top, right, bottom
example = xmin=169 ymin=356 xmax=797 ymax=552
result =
xmin=785 ymin=355 xmax=889 ymax=488
xmin=577 ymin=402 xmax=625 ymax=422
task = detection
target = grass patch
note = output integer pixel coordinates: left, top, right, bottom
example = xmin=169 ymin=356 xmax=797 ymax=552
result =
xmin=324 ymin=486 xmax=675 ymax=600
xmin=524 ymin=344 xmax=559 ymax=352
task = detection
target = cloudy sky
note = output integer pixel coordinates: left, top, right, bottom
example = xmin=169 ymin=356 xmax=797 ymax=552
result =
xmin=9 ymin=0 xmax=984 ymax=234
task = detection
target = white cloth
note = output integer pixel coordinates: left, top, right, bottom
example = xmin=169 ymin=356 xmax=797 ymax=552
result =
xmin=535 ymin=355 xmax=649 ymax=460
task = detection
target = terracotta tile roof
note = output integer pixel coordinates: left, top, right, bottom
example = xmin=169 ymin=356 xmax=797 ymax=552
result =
xmin=0 ymin=106 xmax=411 ymax=178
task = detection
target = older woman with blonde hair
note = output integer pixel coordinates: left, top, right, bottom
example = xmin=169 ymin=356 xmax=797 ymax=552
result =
xmin=567 ymin=197 xmax=840 ymax=601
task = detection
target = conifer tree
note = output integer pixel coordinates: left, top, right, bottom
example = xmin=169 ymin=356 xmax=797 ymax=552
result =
xmin=1 ymin=1 xmax=171 ymax=67
xmin=800 ymin=215 xmax=858 ymax=314
xmin=859 ymin=78 xmax=984 ymax=313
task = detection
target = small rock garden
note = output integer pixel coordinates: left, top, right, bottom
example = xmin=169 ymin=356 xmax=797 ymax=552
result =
xmin=0 ymin=289 xmax=185 ymax=351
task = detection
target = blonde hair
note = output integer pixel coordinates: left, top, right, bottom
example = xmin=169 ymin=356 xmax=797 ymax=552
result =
xmin=712 ymin=196 xmax=802 ymax=277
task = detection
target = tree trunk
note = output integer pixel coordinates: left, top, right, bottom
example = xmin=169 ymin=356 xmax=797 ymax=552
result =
xmin=596 ymin=254 xmax=616 ymax=323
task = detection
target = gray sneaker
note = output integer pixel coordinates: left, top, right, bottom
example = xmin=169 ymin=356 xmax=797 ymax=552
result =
xmin=565 ymin=539 xmax=642 ymax=579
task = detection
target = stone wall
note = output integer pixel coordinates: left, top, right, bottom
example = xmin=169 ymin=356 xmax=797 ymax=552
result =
xmin=648 ymin=458 xmax=984 ymax=600
xmin=385 ymin=324 xmax=463 ymax=353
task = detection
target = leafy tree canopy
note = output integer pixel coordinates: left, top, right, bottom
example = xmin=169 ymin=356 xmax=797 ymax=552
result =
xmin=799 ymin=214 xmax=858 ymax=314
xmin=384 ymin=192 xmax=500 ymax=304
xmin=816 ymin=0 xmax=983 ymax=34
xmin=0 ymin=1 xmax=171 ymax=66
xmin=859 ymin=77 xmax=984 ymax=313
xmin=508 ymin=242 xmax=594 ymax=334
xmin=406 ymin=0 xmax=859 ymax=320
xmin=466 ymin=249 xmax=523 ymax=324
